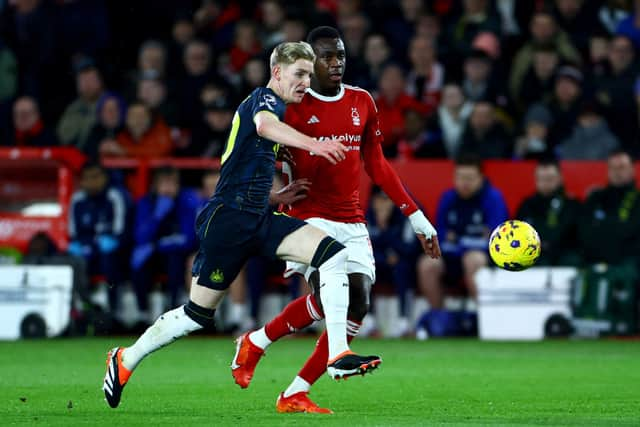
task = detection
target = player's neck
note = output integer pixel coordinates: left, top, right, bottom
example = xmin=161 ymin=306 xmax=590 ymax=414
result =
xmin=266 ymin=79 xmax=286 ymax=103
xmin=312 ymin=82 xmax=341 ymax=97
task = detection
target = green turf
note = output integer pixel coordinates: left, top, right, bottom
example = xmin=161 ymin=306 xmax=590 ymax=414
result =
xmin=0 ymin=337 xmax=638 ymax=426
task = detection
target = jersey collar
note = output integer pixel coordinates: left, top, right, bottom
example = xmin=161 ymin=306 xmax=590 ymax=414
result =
xmin=306 ymin=84 xmax=345 ymax=102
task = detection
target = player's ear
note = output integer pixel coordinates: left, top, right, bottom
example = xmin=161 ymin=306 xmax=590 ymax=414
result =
xmin=272 ymin=64 xmax=281 ymax=81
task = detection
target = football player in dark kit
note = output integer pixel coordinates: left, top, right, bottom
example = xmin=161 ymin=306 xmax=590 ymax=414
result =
xmin=103 ymin=41 xmax=381 ymax=409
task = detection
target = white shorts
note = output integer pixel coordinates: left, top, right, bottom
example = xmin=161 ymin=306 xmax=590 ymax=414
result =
xmin=285 ymin=217 xmax=376 ymax=282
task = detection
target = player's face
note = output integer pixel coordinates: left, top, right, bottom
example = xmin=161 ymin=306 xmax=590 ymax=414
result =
xmin=312 ymin=38 xmax=346 ymax=93
xmin=278 ymin=59 xmax=314 ymax=103
xmin=454 ymin=165 xmax=483 ymax=199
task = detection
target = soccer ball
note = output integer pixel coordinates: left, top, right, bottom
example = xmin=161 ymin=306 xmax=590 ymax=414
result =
xmin=488 ymin=220 xmax=541 ymax=271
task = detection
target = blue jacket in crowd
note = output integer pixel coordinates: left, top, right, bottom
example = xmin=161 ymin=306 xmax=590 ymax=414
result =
xmin=133 ymin=189 xmax=199 ymax=255
xmin=437 ymin=180 xmax=508 ymax=257
xmin=69 ymin=186 xmax=129 ymax=254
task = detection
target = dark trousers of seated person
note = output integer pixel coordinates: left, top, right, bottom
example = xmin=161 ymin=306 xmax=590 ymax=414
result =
xmin=88 ymin=250 xmax=125 ymax=311
xmin=375 ymin=258 xmax=414 ymax=318
xmin=131 ymin=251 xmax=188 ymax=312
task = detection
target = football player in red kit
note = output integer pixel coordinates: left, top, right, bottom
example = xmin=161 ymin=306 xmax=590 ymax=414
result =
xmin=231 ymin=27 xmax=441 ymax=414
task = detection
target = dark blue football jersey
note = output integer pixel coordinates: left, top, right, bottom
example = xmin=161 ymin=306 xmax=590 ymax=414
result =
xmin=212 ymin=87 xmax=285 ymax=214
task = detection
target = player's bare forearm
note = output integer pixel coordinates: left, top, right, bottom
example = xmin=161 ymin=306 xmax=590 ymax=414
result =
xmin=254 ymin=111 xmax=346 ymax=164
xmin=255 ymin=111 xmax=315 ymax=151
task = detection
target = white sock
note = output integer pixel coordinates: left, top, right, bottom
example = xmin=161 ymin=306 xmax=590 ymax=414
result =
xmin=283 ymin=376 xmax=311 ymax=398
xmin=248 ymin=327 xmax=272 ymax=350
xmin=318 ymin=248 xmax=350 ymax=361
xmin=122 ymin=305 xmax=201 ymax=371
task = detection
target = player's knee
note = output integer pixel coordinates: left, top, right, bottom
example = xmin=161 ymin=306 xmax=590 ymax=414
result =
xmin=183 ymin=300 xmax=216 ymax=330
xmin=310 ymin=236 xmax=347 ymax=269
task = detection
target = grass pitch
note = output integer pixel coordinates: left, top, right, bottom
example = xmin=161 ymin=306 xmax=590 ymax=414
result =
xmin=0 ymin=337 xmax=639 ymax=426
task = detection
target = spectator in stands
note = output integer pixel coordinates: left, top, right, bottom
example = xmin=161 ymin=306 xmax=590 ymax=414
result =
xmin=615 ymin=1 xmax=640 ymax=48
xmin=398 ymin=108 xmax=447 ymax=159
xmin=460 ymin=101 xmax=512 ymax=159
xmin=418 ymin=153 xmax=507 ymax=302
xmin=514 ymin=104 xmax=553 ymax=160
xmin=599 ymin=0 xmax=631 ymax=35
xmin=366 ymin=186 xmax=421 ymax=336
xmin=525 ymin=65 xmax=584 ymax=154
xmin=376 ymin=63 xmax=429 ymax=158
xmin=406 ymin=35 xmax=445 ymax=115
xmin=85 ymin=92 xmax=126 ymax=160
xmin=339 ymin=12 xmax=370 ymax=82
xmin=352 ymin=33 xmax=391 ymax=91
xmin=509 ymin=11 xmax=581 ymax=103
xmin=557 ymin=101 xmax=620 ymax=159
xmin=383 ymin=0 xmax=428 ymax=56
xmin=552 ymin=0 xmax=601 ymax=56
xmin=8 ymin=96 xmax=57 ymax=147
xmin=229 ymin=20 xmax=261 ymax=74
xmin=136 ymin=70 xmax=179 ymax=127
xmin=461 ymin=49 xmax=499 ymax=103
xmin=130 ymin=166 xmax=199 ymax=323
xmin=281 ymin=15 xmax=307 ymax=43
xmin=259 ymin=0 xmax=286 ymax=50
xmin=238 ymin=56 xmax=268 ymax=98
xmin=417 ymin=154 xmax=508 ymax=321
xmin=578 ymin=150 xmax=640 ymax=267
xmin=2 ymin=0 xmax=62 ymax=120
xmin=137 ymin=40 xmax=168 ymax=79
xmin=103 ymin=103 xmax=172 ymax=158
xmin=184 ymin=97 xmax=233 ymax=158
xmin=426 ymin=83 xmax=474 ymax=159
xmin=68 ymin=162 xmax=129 ymax=312
xmin=197 ymin=169 xmax=220 ymax=207
xmin=0 ymin=37 xmax=17 ymax=110
xmin=167 ymin=16 xmax=195 ymax=79
xmin=445 ymin=0 xmax=501 ymax=66
xmin=516 ymin=159 xmax=581 ymax=266
xmin=57 ymin=58 xmax=105 ymax=153
xmin=594 ymin=35 xmax=639 ymax=154
xmin=516 ymin=44 xmax=560 ymax=112
xmin=176 ymin=39 xmax=215 ymax=128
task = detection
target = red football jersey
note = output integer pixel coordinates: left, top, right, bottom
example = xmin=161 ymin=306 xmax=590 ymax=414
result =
xmin=284 ymin=84 xmax=417 ymax=223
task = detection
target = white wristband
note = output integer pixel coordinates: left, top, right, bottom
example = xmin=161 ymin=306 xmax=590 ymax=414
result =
xmin=408 ymin=210 xmax=437 ymax=239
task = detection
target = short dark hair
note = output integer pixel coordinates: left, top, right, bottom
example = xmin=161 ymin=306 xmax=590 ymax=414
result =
xmin=537 ymin=158 xmax=560 ymax=170
xmin=153 ymin=165 xmax=179 ymax=181
xmin=81 ymin=161 xmax=105 ymax=175
xmin=608 ymin=149 xmax=633 ymax=160
xmin=454 ymin=153 xmax=483 ymax=171
xmin=307 ymin=26 xmax=341 ymax=45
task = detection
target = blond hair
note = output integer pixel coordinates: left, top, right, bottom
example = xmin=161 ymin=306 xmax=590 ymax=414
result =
xmin=269 ymin=41 xmax=316 ymax=68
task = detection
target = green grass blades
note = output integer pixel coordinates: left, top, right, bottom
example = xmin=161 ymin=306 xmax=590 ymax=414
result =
xmin=0 ymin=338 xmax=639 ymax=426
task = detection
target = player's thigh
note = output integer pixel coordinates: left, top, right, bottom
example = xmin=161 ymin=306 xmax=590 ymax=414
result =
xmin=191 ymin=203 xmax=255 ymax=299
xmin=266 ymin=214 xmax=327 ymax=264
xmin=341 ymin=222 xmax=376 ymax=283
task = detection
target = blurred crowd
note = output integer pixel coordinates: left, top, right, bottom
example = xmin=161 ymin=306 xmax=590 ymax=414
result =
xmin=2 ymin=0 xmax=640 ymax=337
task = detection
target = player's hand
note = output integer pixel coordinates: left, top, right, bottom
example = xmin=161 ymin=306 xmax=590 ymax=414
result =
xmin=277 ymin=146 xmax=296 ymax=166
xmin=417 ymin=234 xmax=441 ymax=259
xmin=311 ymin=138 xmax=347 ymax=165
xmin=270 ymin=178 xmax=311 ymax=207
xmin=409 ymin=210 xmax=441 ymax=258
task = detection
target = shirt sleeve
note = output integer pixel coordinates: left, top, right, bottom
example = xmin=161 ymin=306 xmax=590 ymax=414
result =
xmin=251 ymin=88 xmax=286 ymax=121
xmin=361 ymin=93 xmax=418 ymax=215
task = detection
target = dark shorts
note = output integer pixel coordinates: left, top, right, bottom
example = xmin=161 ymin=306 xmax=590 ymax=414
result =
xmin=191 ymin=202 xmax=307 ymax=290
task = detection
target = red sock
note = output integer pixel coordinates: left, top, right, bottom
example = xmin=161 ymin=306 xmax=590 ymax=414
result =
xmin=298 ymin=319 xmax=361 ymax=385
xmin=264 ymin=294 xmax=323 ymax=341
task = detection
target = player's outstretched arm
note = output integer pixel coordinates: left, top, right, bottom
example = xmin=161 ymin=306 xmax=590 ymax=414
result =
xmin=254 ymin=111 xmax=346 ymax=164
